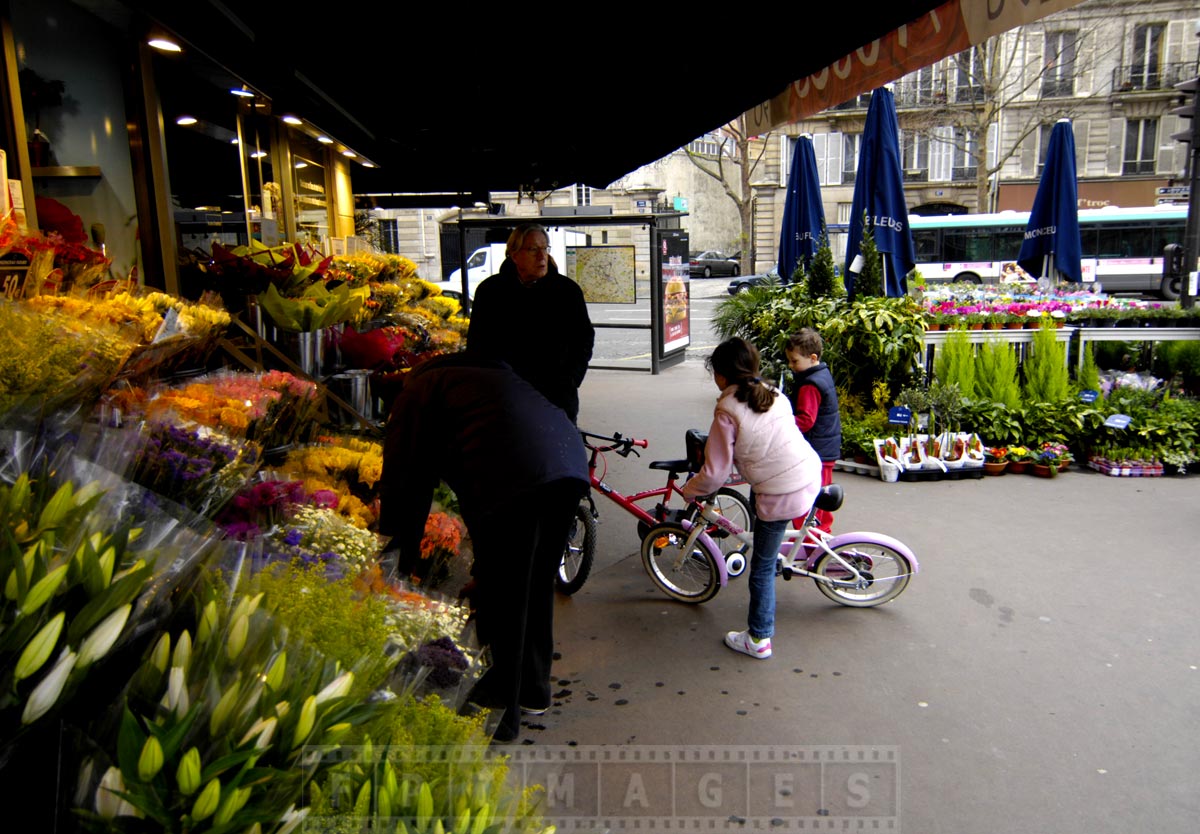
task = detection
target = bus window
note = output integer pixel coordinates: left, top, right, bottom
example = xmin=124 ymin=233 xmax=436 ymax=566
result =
xmin=913 ymin=230 xmax=938 ymax=262
xmin=945 ymin=230 xmax=993 ymax=261
xmin=1122 ymin=227 xmax=1153 ymax=259
xmin=1152 ymin=221 xmax=1185 ymax=255
xmin=995 ymin=228 xmax=1023 ymax=260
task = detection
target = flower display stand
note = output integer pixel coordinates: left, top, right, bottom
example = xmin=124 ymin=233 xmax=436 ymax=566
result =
xmin=1088 ymin=456 xmax=1164 ymax=477
xmin=875 ymin=435 xmax=985 ymax=482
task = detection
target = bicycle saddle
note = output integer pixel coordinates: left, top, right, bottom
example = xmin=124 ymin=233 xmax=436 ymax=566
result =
xmin=648 ymin=458 xmax=695 ymax=475
xmin=814 ymin=484 xmax=844 ymax=512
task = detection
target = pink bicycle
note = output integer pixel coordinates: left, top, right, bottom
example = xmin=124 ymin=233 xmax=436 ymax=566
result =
xmin=557 ymin=430 xmax=754 ymax=595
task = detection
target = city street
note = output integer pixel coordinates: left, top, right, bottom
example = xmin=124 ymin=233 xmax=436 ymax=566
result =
xmin=509 ymin=334 xmax=1200 ymax=834
xmin=589 ymin=277 xmax=730 ymax=368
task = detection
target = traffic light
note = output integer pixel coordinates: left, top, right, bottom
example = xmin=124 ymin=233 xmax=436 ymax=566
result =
xmin=1170 ymin=75 xmax=1196 ymax=146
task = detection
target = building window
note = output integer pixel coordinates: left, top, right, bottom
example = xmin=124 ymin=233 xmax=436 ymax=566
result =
xmin=688 ymin=134 xmax=721 ymax=156
xmin=575 ymin=184 xmax=592 ymax=207
xmin=842 ymin=133 xmax=860 ymax=184
xmin=1042 ymin=31 xmax=1078 ymax=98
xmin=1123 ymin=119 xmax=1157 ymax=175
xmin=900 ymin=130 xmax=929 ymax=182
xmin=955 ymin=46 xmax=984 ymax=103
xmin=1130 ymin=23 xmax=1164 ymax=90
xmin=379 ymin=218 xmax=400 ymax=254
xmin=951 ymin=128 xmax=977 ymax=181
xmin=1036 ymin=123 xmax=1054 ymax=175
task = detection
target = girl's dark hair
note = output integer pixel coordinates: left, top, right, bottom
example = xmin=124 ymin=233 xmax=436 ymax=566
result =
xmin=706 ymin=337 xmax=775 ymax=413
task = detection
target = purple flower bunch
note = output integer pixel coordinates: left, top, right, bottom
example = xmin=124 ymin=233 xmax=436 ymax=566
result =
xmin=131 ymin=423 xmax=255 ymax=516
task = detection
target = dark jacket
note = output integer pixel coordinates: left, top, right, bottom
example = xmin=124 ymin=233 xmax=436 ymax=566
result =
xmin=379 ymin=354 xmax=588 ymax=564
xmin=466 ymin=258 xmax=594 ymax=422
xmin=791 ymin=362 xmax=842 ymax=462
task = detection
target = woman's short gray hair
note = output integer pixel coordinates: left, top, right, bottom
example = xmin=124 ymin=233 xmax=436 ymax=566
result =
xmin=506 ymin=223 xmax=549 ymax=258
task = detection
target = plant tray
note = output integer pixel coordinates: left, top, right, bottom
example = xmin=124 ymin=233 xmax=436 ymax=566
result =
xmin=898 ymin=466 xmax=985 ymax=482
xmin=835 ymin=459 xmax=880 ymax=478
xmin=1088 ymin=460 xmax=1163 ymax=478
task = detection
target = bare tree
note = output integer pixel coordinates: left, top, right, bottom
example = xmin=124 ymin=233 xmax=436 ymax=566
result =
xmin=685 ymin=114 xmax=770 ymax=276
xmin=902 ymin=18 xmax=1102 ymax=210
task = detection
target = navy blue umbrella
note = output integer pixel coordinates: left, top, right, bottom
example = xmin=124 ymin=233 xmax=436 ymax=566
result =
xmin=844 ymin=87 xmax=915 ymax=297
xmin=778 ymin=134 xmax=826 ymax=284
xmin=1017 ymin=119 xmax=1082 ymax=283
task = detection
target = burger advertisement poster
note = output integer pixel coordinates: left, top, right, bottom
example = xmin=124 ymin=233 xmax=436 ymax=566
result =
xmin=663 ymin=262 xmax=690 ymax=352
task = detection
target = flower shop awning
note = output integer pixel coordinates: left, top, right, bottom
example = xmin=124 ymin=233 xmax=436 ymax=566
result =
xmin=124 ymin=0 xmax=1083 ymax=196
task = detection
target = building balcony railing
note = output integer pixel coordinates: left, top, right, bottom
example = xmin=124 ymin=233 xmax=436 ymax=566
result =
xmin=892 ymin=81 xmax=948 ymax=108
xmin=1111 ymin=61 xmax=1197 ymax=93
xmin=951 ymin=165 xmax=977 ymax=182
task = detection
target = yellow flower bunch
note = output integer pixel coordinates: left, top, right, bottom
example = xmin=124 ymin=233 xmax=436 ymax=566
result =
xmin=295 ymin=477 xmax=375 ymax=528
xmin=418 ymin=295 xmax=461 ymax=320
xmin=24 ymin=295 xmax=160 ymax=343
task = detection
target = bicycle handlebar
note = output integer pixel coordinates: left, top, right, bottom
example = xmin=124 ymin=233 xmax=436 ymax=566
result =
xmin=579 ymin=429 xmax=648 ymax=458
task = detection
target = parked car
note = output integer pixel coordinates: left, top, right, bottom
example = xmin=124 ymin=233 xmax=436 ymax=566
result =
xmin=728 ymin=268 xmax=783 ymax=294
xmin=689 ymin=250 xmax=741 ymax=278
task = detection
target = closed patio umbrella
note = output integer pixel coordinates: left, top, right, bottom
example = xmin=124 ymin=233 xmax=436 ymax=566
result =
xmin=844 ymin=87 xmax=915 ymax=297
xmin=778 ymin=134 xmax=826 ymax=285
xmin=1017 ymin=119 xmax=1082 ymax=283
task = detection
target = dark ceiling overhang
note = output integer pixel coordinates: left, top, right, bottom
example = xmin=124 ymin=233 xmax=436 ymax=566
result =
xmin=122 ymin=1 xmax=950 ymax=195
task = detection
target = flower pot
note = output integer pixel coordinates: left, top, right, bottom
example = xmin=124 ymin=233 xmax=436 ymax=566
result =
xmin=969 ymin=323 xmax=984 ymax=330
xmin=1006 ymin=460 xmax=1028 ymax=474
xmin=983 ymin=461 xmax=1007 ymax=475
xmin=880 ymin=461 xmax=901 ymax=483
xmin=1032 ymin=463 xmax=1057 ymax=478
xmin=1005 ymin=322 xmax=1024 ymax=329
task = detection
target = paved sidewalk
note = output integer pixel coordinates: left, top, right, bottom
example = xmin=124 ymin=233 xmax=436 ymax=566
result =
xmin=520 ymin=354 xmax=1200 ymax=834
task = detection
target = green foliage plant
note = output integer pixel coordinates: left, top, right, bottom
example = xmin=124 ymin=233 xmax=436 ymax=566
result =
xmin=1076 ymin=343 xmax=1102 ymax=394
xmin=976 ymin=339 xmax=1022 ymax=409
xmin=933 ymin=329 xmax=976 ymax=399
xmin=851 ymin=221 xmax=885 ymax=300
xmin=1023 ymin=319 xmax=1071 ymax=404
xmin=799 ymin=235 xmax=845 ymax=301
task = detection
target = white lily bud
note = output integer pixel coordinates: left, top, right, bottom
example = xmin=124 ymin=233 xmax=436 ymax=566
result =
xmin=264 ymin=652 xmax=287 ymax=691
xmin=209 ymin=678 xmax=242 ymax=736
xmin=172 ymin=630 xmax=192 ymax=672
xmin=138 ymin=736 xmax=164 ymax=781
xmin=20 ymin=563 xmax=68 ymax=616
xmin=197 ymin=600 xmax=219 ymax=646
xmin=191 ymin=777 xmax=221 ymax=821
xmin=226 ymin=613 xmax=249 ymax=661
xmin=162 ymin=667 xmax=190 ymax=716
xmin=292 ymin=695 xmax=317 ymax=749
xmin=150 ymin=633 xmax=171 ymax=673
xmin=239 ymin=716 xmax=277 ymax=750
xmin=275 ymin=805 xmax=309 ymax=834
xmin=314 ymin=671 xmax=354 ymax=705
xmin=14 ymin=611 xmax=65 ymax=681
xmin=77 ymin=604 xmax=132 ymax=668
xmin=176 ymin=747 xmax=202 ymax=795
xmin=22 ymin=649 xmax=77 ymax=724
xmin=95 ymin=767 xmax=125 ymax=818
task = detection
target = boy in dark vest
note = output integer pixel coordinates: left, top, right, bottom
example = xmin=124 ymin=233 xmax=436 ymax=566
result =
xmin=786 ymin=329 xmax=842 ymax=532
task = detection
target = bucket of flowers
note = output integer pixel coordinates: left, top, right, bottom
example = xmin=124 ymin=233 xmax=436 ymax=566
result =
xmin=983 ymin=446 xmax=1009 ymax=475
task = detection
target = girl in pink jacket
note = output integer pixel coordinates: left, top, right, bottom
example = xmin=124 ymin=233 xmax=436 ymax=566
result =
xmin=682 ymin=338 xmax=822 ymax=659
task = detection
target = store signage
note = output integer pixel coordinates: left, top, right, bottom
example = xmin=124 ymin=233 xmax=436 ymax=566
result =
xmin=1156 ymin=186 xmax=1189 ymax=196
xmin=1104 ymin=414 xmax=1131 ymax=430
xmin=887 ymin=406 xmax=912 ymax=425
xmin=1079 ymin=389 xmax=1098 ymax=403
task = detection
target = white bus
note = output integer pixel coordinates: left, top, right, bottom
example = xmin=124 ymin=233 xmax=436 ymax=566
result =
xmin=908 ymin=205 xmax=1188 ymax=299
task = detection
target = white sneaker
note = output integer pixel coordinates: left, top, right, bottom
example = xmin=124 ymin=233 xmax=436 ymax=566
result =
xmin=724 ymin=630 xmax=772 ymax=659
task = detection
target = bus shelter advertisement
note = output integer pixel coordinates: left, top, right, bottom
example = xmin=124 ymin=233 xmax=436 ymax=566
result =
xmin=663 ymin=262 xmax=690 ymax=352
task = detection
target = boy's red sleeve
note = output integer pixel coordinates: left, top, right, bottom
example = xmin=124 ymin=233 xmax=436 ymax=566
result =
xmin=794 ymin=386 xmax=822 ymax=433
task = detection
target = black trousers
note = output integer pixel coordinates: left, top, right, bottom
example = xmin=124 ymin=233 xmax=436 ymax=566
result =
xmin=466 ymin=478 xmax=584 ymax=737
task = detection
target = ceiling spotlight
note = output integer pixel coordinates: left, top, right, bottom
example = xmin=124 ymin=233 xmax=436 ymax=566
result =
xmin=230 ymin=88 xmax=255 ymax=98
xmin=341 ymin=150 xmax=357 ymax=158
xmin=250 ymin=150 xmax=267 ymax=159
xmin=361 ymin=161 xmax=376 ymax=168
xmin=175 ymin=115 xmax=198 ymax=126
xmin=282 ymin=115 xmax=302 ymax=125
xmin=148 ymin=38 xmax=182 ymax=53
xmin=316 ymin=135 xmax=333 ymax=144
xmin=294 ymin=161 xmax=308 ymax=169
xmin=230 ymin=138 xmax=240 ymax=145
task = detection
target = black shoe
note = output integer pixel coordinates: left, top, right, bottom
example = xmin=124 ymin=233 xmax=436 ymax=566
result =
xmin=490 ymin=718 xmax=519 ymax=744
xmin=520 ymin=704 xmax=548 ymax=716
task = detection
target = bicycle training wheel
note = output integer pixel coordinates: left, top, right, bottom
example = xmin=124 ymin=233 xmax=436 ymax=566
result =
xmin=557 ymin=504 xmax=596 ymax=595
xmin=640 ymin=522 xmax=722 ymax=604
xmin=706 ymin=487 xmax=753 ymax=561
xmin=812 ymin=541 xmax=912 ymax=607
